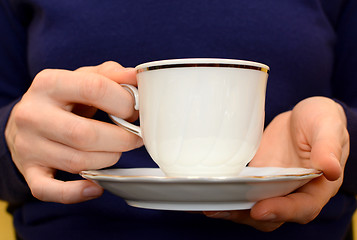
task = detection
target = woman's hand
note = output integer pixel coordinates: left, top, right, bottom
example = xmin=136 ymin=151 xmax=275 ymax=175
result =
xmin=203 ymin=97 xmax=349 ymax=232
xmin=5 ymin=61 xmax=143 ymax=204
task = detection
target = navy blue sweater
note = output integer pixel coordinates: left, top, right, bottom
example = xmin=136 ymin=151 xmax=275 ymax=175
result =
xmin=1 ymin=1 xmax=357 ymax=239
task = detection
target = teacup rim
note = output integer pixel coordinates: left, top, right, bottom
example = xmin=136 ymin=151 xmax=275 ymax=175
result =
xmin=135 ymin=58 xmax=270 ymax=73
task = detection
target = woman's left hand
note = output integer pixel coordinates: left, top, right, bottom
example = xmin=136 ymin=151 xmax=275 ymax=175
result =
xmin=203 ymin=97 xmax=349 ymax=232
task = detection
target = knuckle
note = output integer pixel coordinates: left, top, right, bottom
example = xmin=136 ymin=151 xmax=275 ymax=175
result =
xmin=65 ymin=151 xmax=85 ymax=173
xmin=76 ymin=66 xmax=92 ymax=72
xmin=12 ymin=134 xmax=29 ymax=158
xmin=32 ymin=69 xmax=58 ymax=91
xmin=99 ymin=61 xmax=123 ymax=72
xmin=76 ymin=61 xmax=123 ymax=74
xmin=11 ymin=103 xmax=36 ymax=127
xmin=59 ymin=187 xmax=74 ymax=204
xmin=9 ymin=132 xmax=37 ymax=165
xmin=29 ymin=176 xmax=73 ymax=204
xmin=79 ymin=73 xmax=108 ymax=102
xmin=34 ymin=69 xmax=52 ymax=82
xmin=30 ymin=182 xmax=46 ymax=201
xmin=65 ymin=120 xmax=97 ymax=149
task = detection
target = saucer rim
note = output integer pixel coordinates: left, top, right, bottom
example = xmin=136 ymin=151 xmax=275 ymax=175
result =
xmin=80 ymin=167 xmax=322 ymax=183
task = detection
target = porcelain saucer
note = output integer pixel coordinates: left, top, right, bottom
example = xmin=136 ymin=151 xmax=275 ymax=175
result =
xmin=80 ymin=167 xmax=322 ymax=211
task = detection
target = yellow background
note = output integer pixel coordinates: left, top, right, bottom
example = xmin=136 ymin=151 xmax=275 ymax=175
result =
xmin=0 ymin=200 xmax=15 ymax=240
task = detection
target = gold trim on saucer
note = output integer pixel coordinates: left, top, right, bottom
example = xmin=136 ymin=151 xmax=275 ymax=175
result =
xmin=80 ymin=169 xmax=322 ymax=181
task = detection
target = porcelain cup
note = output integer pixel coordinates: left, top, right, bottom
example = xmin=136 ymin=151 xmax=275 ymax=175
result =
xmin=110 ymin=58 xmax=269 ymax=177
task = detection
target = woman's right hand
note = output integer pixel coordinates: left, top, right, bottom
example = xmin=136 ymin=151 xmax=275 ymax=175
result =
xmin=4 ymin=61 xmax=143 ymax=204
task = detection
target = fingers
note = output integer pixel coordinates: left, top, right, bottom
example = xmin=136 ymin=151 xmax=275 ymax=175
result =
xmin=251 ymin=195 xmax=320 ymax=225
xmin=6 ymin=61 xmax=141 ymax=204
xmin=33 ymin=105 xmax=142 ymax=152
xmin=12 ymin=97 xmax=142 ymax=152
xmin=48 ymin=113 xmax=142 ymax=152
xmin=26 ymin=166 xmax=103 ymax=204
xmin=30 ymin=139 xmax=121 ymax=174
xmin=203 ymin=210 xmax=284 ymax=232
xmin=10 ymin=128 xmax=124 ymax=174
xmin=203 ymin=175 xmax=341 ymax=231
xmin=32 ymin=69 xmax=136 ymax=120
xmin=250 ymin=175 xmax=341 ymax=224
xmin=76 ymin=61 xmax=137 ymax=85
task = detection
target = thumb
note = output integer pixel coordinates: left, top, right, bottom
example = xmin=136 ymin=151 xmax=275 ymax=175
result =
xmin=310 ymin=120 xmax=349 ymax=181
xmin=310 ymin=139 xmax=342 ymax=181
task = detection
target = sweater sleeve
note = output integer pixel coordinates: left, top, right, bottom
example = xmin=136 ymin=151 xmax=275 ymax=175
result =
xmin=331 ymin=0 xmax=357 ymax=194
xmin=339 ymin=103 xmax=357 ymax=195
xmin=0 ymin=0 xmax=33 ymax=205
xmin=0 ymin=100 xmax=33 ymax=206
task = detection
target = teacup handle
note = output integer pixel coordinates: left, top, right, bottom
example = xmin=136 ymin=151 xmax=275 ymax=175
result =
xmin=109 ymin=84 xmax=142 ymax=137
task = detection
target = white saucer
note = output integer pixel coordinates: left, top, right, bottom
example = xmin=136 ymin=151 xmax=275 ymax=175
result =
xmin=80 ymin=167 xmax=322 ymax=211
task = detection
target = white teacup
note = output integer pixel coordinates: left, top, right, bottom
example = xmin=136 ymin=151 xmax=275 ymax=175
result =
xmin=110 ymin=58 xmax=269 ymax=177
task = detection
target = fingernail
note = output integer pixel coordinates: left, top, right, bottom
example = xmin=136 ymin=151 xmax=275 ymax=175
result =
xmin=260 ymin=212 xmax=277 ymax=221
xmin=83 ymin=186 xmax=102 ymax=198
xmin=136 ymin=138 xmax=144 ymax=148
xmin=329 ymin=153 xmax=340 ymax=163
xmin=205 ymin=211 xmax=231 ymax=219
